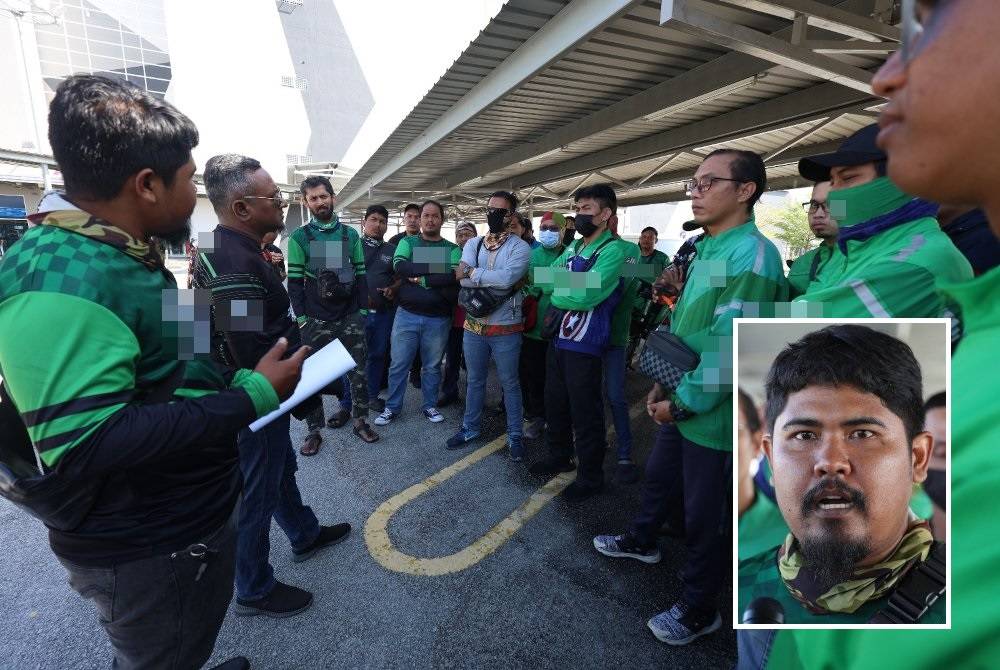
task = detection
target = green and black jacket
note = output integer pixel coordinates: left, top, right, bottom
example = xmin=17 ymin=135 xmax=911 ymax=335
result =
xmin=286 ymin=215 xmax=367 ymax=323
xmin=0 ymin=204 xmax=277 ymax=566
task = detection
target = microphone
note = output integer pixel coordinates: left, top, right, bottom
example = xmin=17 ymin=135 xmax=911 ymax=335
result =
xmin=742 ymin=597 xmax=785 ymax=625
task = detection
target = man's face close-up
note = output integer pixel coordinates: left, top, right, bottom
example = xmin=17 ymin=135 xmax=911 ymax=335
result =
xmin=808 ymin=181 xmax=838 ymax=240
xmin=456 ymin=227 xmax=475 ymax=248
xmin=639 ymin=229 xmax=657 ymax=254
xmin=403 ymin=209 xmax=421 ymax=234
xmin=874 ymin=0 xmax=1000 ymax=221
xmin=690 ymin=154 xmax=745 ymax=227
xmin=363 ymin=213 xmax=387 ymax=240
xmin=421 ymin=205 xmax=443 ymax=235
xmin=304 ymin=185 xmax=335 ymax=221
xmin=765 ymin=385 xmax=929 ymax=579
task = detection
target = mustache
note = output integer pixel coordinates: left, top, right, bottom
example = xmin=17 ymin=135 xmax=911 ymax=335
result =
xmin=800 ymin=478 xmax=867 ymax=517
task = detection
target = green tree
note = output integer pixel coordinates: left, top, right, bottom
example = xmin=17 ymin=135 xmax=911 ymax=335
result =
xmin=756 ymin=202 xmax=816 ymax=259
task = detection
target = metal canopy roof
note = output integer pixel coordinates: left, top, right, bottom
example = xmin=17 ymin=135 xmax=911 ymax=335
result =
xmin=337 ymin=0 xmax=898 ymax=219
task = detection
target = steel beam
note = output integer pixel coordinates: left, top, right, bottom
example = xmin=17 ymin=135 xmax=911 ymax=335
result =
xmin=662 ymin=0 xmax=875 ymax=93
xmin=336 ymin=0 xmax=642 ymax=209
xmin=490 ymin=82 xmax=872 ymax=189
xmin=716 ymin=0 xmax=901 ymax=41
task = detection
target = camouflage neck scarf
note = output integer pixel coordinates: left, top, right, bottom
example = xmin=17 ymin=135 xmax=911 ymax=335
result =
xmin=36 ymin=205 xmax=165 ymax=271
xmin=777 ymin=516 xmax=934 ymax=614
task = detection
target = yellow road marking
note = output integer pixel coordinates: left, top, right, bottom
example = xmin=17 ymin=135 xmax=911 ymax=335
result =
xmin=364 ymin=435 xmax=574 ymax=576
xmin=365 ymin=397 xmax=650 ymax=577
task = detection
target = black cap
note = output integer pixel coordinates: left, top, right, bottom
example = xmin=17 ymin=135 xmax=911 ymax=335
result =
xmin=798 ymin=123 xmax=885 ymax=183
xmin=682 ymin=219 xmax=702 ymax=232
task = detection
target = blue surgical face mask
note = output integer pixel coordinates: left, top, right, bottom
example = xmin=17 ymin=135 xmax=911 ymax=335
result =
xmin=538 ymin=229 xmax=561 ymax=248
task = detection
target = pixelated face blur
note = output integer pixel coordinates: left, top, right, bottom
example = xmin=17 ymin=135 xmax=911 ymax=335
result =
xmin=639 ymin=229 xmax=657 ymax=254
xmin=925 ymin=406 xmax=947 ymax=471
xmin=690 ymin=154 xmax=748 ymax=226
xmin=420 ymin=203 xmax=443 ymax=236
xmin=764 ymin=385 xmax=931 ymax=568
xmin=243 ymin=169 xmax=286 ymax=235
xmin=403 ymin=208 xmax=421 ymax=233
xmin=829 ymin=163 xmax=878 ymax=191
xmin=304 ymin=185 xmax=335 ymax=221
xmin=455 ymin=226 xmax=476 ymax=248
xmin=873 ymin=1 xmax=999 ymax=221
xmin=808 ymin=181 xmax=838 ymax=240
xmin=363 ymin=212 xmax=387 ymax=239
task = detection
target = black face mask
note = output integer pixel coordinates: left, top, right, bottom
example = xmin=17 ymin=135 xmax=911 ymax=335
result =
xmin=562 ymin=228 xmax=576 ymax=245
xmin=574 ymin=213 xmax=600 ymax=238
xmin=486 ymin=208 xmax=509 ymax=234
xmin=924 ymin=469 xmax=946 ymax=511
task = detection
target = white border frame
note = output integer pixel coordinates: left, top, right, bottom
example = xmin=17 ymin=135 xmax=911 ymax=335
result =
xmin=732 ymin=317 xmax=952 ymax=630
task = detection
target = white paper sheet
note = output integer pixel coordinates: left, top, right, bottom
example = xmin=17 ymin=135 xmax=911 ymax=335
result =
xmin=249 ymin=339 xmax=356 ymax=432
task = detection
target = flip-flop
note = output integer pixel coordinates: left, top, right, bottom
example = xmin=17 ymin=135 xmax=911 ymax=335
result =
xmin=352 ymin=422 xmax=380 ymax=443
xmin=300 ymin=433 xmax=322 ymax=456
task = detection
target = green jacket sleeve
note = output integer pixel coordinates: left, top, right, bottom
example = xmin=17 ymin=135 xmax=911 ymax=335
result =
xmin=286 ymin=230 xmax=308 ymax=321
xmin=548 ymin=238 xmax=627 ymax=312
xmin=672 ymin=268 xmax=788 ymax=416
xmin=796 ymin=262 xmax=952 ymax=318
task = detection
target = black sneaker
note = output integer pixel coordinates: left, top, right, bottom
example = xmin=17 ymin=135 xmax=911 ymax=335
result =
xmin=292 ymin=523 xmax=351 ymax=563
xmin=529 ymin=459 xmax=576 ymax=477
xmin=234 ymin=581 xmax=313 ymax=618
xmin=592 ymin=533 xmax=662 ymax=563
xmin=615 ymin=460 xmax=640 ymax=484
xmin=210 ymin=658 xmax=250 ymax=670
xmin=436 ymin=392 xmax=458 ymax=408
xmin=562 ymin=481 xmax=602 ymax=501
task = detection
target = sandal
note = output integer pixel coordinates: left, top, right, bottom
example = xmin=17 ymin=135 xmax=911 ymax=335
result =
xmin=300 ymin=432 xmax=322 ymax=456
xmin=326 ymin=409 xmax=351 ymax=429
xmin=352 ymin=421 xmax=380 ymax=443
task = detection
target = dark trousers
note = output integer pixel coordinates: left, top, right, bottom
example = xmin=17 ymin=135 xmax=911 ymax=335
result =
xmin=236 ymin=413 xmax=320 ymax=600
xmin=630 ymin=423 xmax=731 ymax=612
xmin=519 ymin=336 xmax=548 ymax=421
xmin=302 ymin=312 xmax=371 ymax=429
xmin=441 ymin=325 xmax=464 ymax=398
xmin=544 ymin=346 xmax=606 ymax=487
xmin=365 ymin=309 xmax=394 ymax=400
xmin=58 ymin=507 xmax=238 ymax=670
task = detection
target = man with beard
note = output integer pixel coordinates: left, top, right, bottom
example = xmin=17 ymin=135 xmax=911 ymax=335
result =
xmin=738 ymin=325 xmax=942 ymax=625
xmin=195 ymin=154 xmax=352 ymax=620
xmin=786 ymin=181 xmax=838 ymax=298
xmin=0 ymin=75 xmax=306 ymax=669
xmin=288 ymin=176 xmax=379 ymax=453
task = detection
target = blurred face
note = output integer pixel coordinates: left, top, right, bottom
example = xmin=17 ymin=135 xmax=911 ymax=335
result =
xmin=639 ymin=229 xmax=657 ymax=254
xmin=363 ymin=212 xmax=387 ymax=240
xmin=240 ymin=169 xmax=287 ymax=236
xmin=456 ymin=227 xmax=475 ymax=248
xmin=564 ymin=216 xmax=575 ymax=230
xmin=403 ymin=208 xmax=421 ymax=234
xmin=689 ymin=154 xmax=754 ymax=227
xmin=420 ymin=204 xmax=443 ymax=237
xmin=506 ymin=215 xmax=526 ymax=239
xmin=303 ymin=185 xmax=335 ymax=221
xmin=808 ymin=181 xmax=838 ymax=240
xmin=763 ymin=385 xmax=931 ymax=578
xmin=925 ymin=406 xmax=947 ymax=471
xmin=829 ymin=163 xmax=878 ymax=191
xmin=873 ymin=1 xmax=1000 ymax=230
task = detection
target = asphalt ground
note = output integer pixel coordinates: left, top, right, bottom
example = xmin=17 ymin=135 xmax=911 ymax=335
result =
xmin=0 ymin=361 xmax=736 ymax=670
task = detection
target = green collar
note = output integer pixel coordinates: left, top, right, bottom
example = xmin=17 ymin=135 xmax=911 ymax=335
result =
xmin=697 ymin=218 xmax=756 ymax=252
xmin=308 ymin=214 xmax=340 ymax=231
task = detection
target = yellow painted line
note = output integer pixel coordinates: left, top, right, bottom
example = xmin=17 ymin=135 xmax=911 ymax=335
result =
xmin=364 ymin=435 xmax=575 ymax=576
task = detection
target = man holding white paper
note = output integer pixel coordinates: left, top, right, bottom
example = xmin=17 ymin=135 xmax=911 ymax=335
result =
xmin=196 ymin=154 xmax=352 ymax=620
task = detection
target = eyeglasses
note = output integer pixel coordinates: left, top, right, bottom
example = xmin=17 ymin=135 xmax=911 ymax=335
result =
xmin=684 ymin=177 xmax=745 ymax=196
xmin=901 ymin=0 xmax=952 ymax=66
xmin=244 ymin=193 xmax=289 ymax=208
xmin=803 ymin=200 xmax=829 ymax=214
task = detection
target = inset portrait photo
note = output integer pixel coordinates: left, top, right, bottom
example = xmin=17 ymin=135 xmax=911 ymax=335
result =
xmin=733 ymin=319 xmax=950 ymax=630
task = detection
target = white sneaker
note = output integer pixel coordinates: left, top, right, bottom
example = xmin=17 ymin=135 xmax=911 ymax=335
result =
xmin=373 ymin=408 xmax=396 ymax=426
xmin=423 ymin=407 xmax=444 ymax=423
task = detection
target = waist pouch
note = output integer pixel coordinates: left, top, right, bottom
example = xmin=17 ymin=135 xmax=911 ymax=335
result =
xmin=637 ymin=326 xmax=700 ymax=391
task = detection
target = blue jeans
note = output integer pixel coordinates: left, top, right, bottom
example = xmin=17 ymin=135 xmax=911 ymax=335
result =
xmin=385 ymin=307 xmax=451 ymax=413
xmin=235 ymin=413 xmax=320 ymax=600
xmin=461 ymin=330 xmax=523 ymax=438
xmin=339 ymin=309 xmax=395 ymax=411
xmin=603 ymin=345 xmax=633 ymax=460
